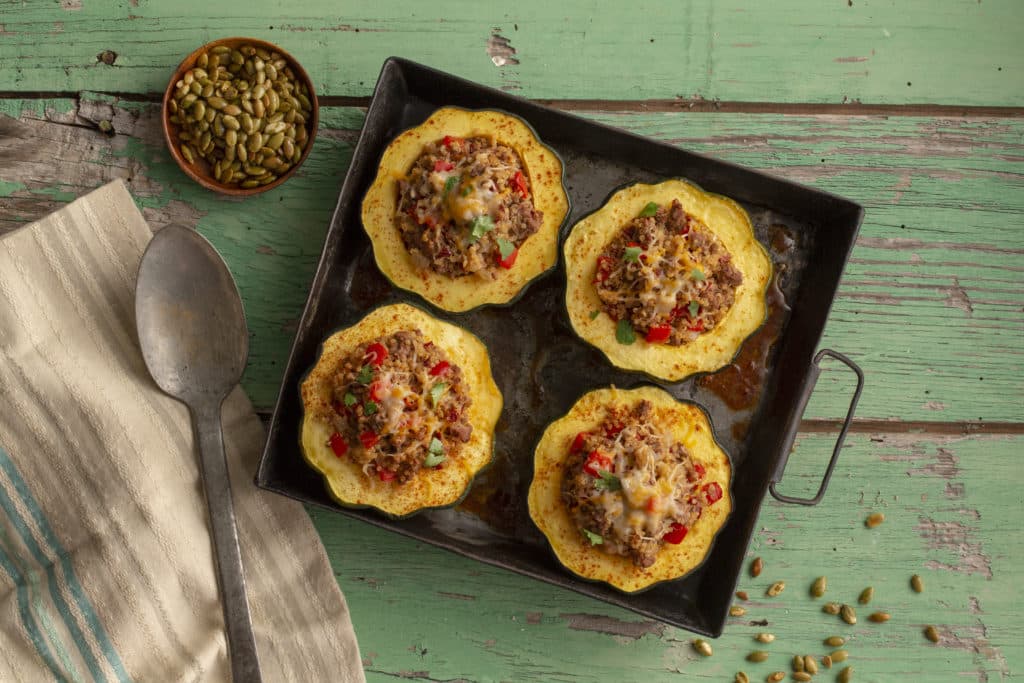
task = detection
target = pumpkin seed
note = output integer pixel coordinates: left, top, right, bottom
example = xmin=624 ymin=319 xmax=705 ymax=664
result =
xmin=792 ymin=655 xmax=804 ymax=672
xmin=811 ymin=576 xmax=827 ymax=598
xmin=266 ymin=132 xmax=285 ymax=151
xmin=189 ymin=80 xmax=202 ymax=95
xmin=830 ymin=649 xmax=849 ymax=663
xmin=911 ymin=574 xmax=924 ymax=593
xmin=737 ymin=590 xmax=750 ymax=601
xmin=179 ymin=144 xmax=195 ymax=164
xmin=730 ymin=605 xmax=747 ymax=617
xmin=793 ymin=673 xmax=812 ymax=682
xmin=240 ymin=179 xmax=261 ymax=188
xmin=693 ymin=639 xmax=712 ymax=657
xmin=222 ymin=115 xmax=240 ymax=131
xmin=803 ymin=655 xmax=817 ymax=674
xmin=865 ymin=512 xmax=885 ymax=528
xmin=191 ymin=101 xmax=206 ymax=122
xmin=747 ymin=651 xmax=770 ymax=663
xmin=767 ymin=581 xmax=786 ymax=597
xmin=206 ymin=96 xmax=227 ymax=110
xmin=824 ymin=636 xmax=845 ymax=647
xmin=840 ymin=604 xmax=857 ymax=625
xmin=823 ymin=602 xmax=841 ymax=615
xmin=750 ymin=557 xmax=763 ymax=577
xmin=197 ymin=52 xmax=209 ymax=69
xmin=224 ymin=129 xmax=237 ymax=148
xmin=736 ymin=673 xmax=750 ymax=683
xmin=925 ymin=625 xmax=939 ymax=643
xmin=821 ymin=655 xmax=832 ymax=669
xmin=755 ymin=633 xmax=775 ymax=643
xmin=210 ymin=45 xmax=231 ymax=55
xmin=767 ymin=673 xmax=784 ymax=683
xmin=858 ymin=587 xmax=873 ymax=604
xmin=222 ymin=104 xmax=242 ymax=117
xmin=838 ymin=665 xmax=853 ymax=683
xmin=869 ymin=611 xmax=891 ymax=623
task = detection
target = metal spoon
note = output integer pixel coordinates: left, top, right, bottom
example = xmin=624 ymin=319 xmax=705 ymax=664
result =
xmin=135 ymin=224 xmax=262 ymax=683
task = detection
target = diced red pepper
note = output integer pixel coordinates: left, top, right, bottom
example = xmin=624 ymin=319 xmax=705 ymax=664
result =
xmin=693 ymin=462 xmax=706 ymax=480
xmin=441 ymin=135 xmax=461 ymax=148
xmin=369 ymin=380 xmax=385 ymax=402
xmin=329 ymin=433 xmax=348 ymax=458
xmin=593 ymin=255 xmax=616 ymax=283
xmin=704 ymin=481 xmax=723 ymax=505
xmin=510 ymin=171 xmax=528 ymax=198
xmin=433 ymin=159 xmax=454 ymax=172
xmin=663 ymin=522 xmax=688 ymax=545
xmin=359 ymin=431 xmax=379 ymax=449
xmin=645 ymin=496 xmax=658 ymax=513
xmin=423 ymin=215 xmax=437 ymax=229
xmin=498 ymin=247 xmax=519 ymax=269
xmin=583 ymin=450 xmax=614 ymax=477
xmin=645 ymin=324 xmax=672 ymax=344
xmin=377 ymin=467 xmax=396 ymax=482
xmin=365 ymin=342 xmax=388 ymax=366
xmin=687 ymin=320 xmax=705 ymax=333
xmin=605 ymin=424 xmax=624 ymax=439
xmin=570 ymin=432 xmax=588 ymax=453
xmin=429 ymin=360 xmax=450 ymax=376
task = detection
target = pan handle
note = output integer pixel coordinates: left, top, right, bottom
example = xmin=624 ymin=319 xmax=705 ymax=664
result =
xmin=768 ymin=349 xmax=864 ymax=506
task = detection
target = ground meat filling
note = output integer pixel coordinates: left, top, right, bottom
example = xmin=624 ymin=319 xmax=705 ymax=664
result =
xmin=593 ymin=199 xmax=744 ymax=345
xmin=561 ymin=400 xmax=723 ymax=568
xmin=395 ymin=135 xmax=543 ymax=278
xmin=325 ymin=330 xmax=472 ymax=484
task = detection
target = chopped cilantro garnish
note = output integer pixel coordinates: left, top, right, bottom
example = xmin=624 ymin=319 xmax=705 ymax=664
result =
xmin=429 ymin=382 xmax=448 ymax=406
xmin=461 ymin=185 xmax=472 ymax=197
xmin=467 ymin=215 xmax=495 ymax=243
xmin=594 ymin=470 xmax=622 ymax=492
xmin=363 ymin=400 xmax=378 ymax=416
xmin=583 ymin=529 xmax=603 ymax=545
xmin=616 ymin=319 xmax=636 ymax=345
xmin=443 ymin=175 xmax=459 ymax=197
xmin=639 ymin=201 xmax=659 ymax=217
xmin=357 ymin=364 xmax=374 ymax=384
xmin=688 ymin=300 xmax=700 ymax=319
xmin=423 ymin=437 xmax=446 ymax=467
xmin=589 ymin=309 xmax=601 ymax=320
xmin=343 ymin=392 xmax=358 ymax=407
xmin=623 ymin=246 xmax=643 ymax=263
xmin=429 ymin=437 xmax=444 ymax=455
xmin=497 ymin=237 xmax=516 ymax=261
xmin=690 ymin=267 xmax=706 ymax=282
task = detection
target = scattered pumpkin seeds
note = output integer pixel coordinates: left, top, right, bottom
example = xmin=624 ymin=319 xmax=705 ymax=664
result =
xmin=747 ymin=650 xmax=770 ymax=663
xmin=824 ymin=636 xmax=845 ymax=647
xmin=830 ymin=649 xmax=849 ymax=663
xmin=811 ymin=576 xmax=827 ymax=598
xmin=823 ymin=602 xmax=842 ymax=615
xmin=793 ymin=673 xmax=812 ymax=682
xmin=865 ymin=512 xmax=885 ymax=528
xmin=731 ymin=605 xmax=748 ymax=617
xmin=792 ymin=655 xmax=804 ymax=672
xmin=925 ymin=625 xmax=940 ymax=643
xmin=767 ymin=581 xmax=786 ymax=597
xmin=736 ymin=673 xmax=750 ymax=683
xmin=804 ymin=656 xmax=818 ymax=675
xmin=840 ymin=604 xmax=857 ymax=625
xmin=756 ymin=633 xmax=776 ymax=644
xmin=693 ymin=639 xmax=713 ymax=657
xmin=838 ymin=665 xmax=854 ymax=683
xmin=821 ymin=655 xmax=833 ymax=669
xmin=751 ymin=557 xmax=763 ymax=577
xmin=767 ymin=673 xmax=785 ymax=683
xmin=168 ymin=42 xmax=313 ymax=188
xmin=911 ymin=574 xmax=924 ymax=593
xmin=858 ymin=587 xmax=874 ymax=604
xmin=869 ymin=611 xmax=891 ymax=623
xmin=737 ymin=590 xmax=750 ymax=601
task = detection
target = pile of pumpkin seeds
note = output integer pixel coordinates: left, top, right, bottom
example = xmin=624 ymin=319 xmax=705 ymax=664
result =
xmin=691 ymin=512 xmax=944 ymax=682
xmin=167 ymin=43 xmax=313 ymax=188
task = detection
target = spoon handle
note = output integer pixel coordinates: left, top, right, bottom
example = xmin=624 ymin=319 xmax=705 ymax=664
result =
xmin=192 ymin=402 xmax=263 ymax=683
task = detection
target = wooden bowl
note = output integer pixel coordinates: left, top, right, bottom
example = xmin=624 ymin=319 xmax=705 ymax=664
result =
xmin=162 ymin=37 xmax=319 ymax=196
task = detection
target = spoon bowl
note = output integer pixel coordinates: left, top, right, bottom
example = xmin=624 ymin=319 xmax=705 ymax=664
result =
xmin=136 ymin=224 xmax=262 ymax=682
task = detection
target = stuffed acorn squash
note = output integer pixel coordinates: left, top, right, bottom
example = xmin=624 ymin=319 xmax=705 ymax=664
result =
xmin=300 ymin=303 xmax=502 ymax=518
xmin=528 ymin=386 xmax=732 ymax=592
xmin=361 ymin=107 xmax=569 ymax=312
xmin=564 ymin=179 xmax=771 ymax=381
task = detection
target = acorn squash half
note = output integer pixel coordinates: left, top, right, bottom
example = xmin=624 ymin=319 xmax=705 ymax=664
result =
xmin=300 ymin=303 xmax=503 ymax=518
xmin=564 ymin=179 xmax=771 ymax=381
xmin=527 ymin=385 xmax=732 ymax=593
xmin=361 ymin=106 xmax=569 ymax=312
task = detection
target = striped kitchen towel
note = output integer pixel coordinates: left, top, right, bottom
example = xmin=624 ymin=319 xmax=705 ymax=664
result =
xmin=0 ymin=180 xmax=365 ymax=682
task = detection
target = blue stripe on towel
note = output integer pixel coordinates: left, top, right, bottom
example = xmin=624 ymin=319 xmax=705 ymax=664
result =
xmin=0 ymin=446 xmax=132 ymax=682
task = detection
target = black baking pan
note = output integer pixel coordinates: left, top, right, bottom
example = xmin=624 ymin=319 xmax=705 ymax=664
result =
xmin=255 ymin=57 xmax=865 ymax=636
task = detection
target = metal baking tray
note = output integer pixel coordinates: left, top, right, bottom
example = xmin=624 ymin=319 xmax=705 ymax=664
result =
xmin=256 ymin=57 xmax=865 ymax=636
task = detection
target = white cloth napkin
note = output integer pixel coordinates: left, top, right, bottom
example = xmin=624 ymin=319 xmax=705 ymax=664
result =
xmin=0 ymin=180 xmax=365 ymax=682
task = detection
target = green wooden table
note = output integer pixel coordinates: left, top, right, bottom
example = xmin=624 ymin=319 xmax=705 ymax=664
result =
xmin=2 ymin=2 xmax=1021 ymax=681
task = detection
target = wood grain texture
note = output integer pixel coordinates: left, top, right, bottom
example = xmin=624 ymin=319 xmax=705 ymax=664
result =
xmin=0 ymin=1 xmax=1022 ymax=105
xmin=1 ymin=97 xmax=1020 ymax=424
xmin=313 ymin=432 xmax=1021 ymax=682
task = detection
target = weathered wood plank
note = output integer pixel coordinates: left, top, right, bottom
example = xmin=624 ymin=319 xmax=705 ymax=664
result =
xmin=1 ymin=1 xmax=1022 ymax=106
xmin=1 ymin=98 xmax=1021 ymax=423
xmin=313 ymin=432 xmax=1022 ymax=682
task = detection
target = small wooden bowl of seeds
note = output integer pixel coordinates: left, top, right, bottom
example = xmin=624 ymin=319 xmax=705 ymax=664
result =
xmin=162 ymin=37 xmax=318 ymax=196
